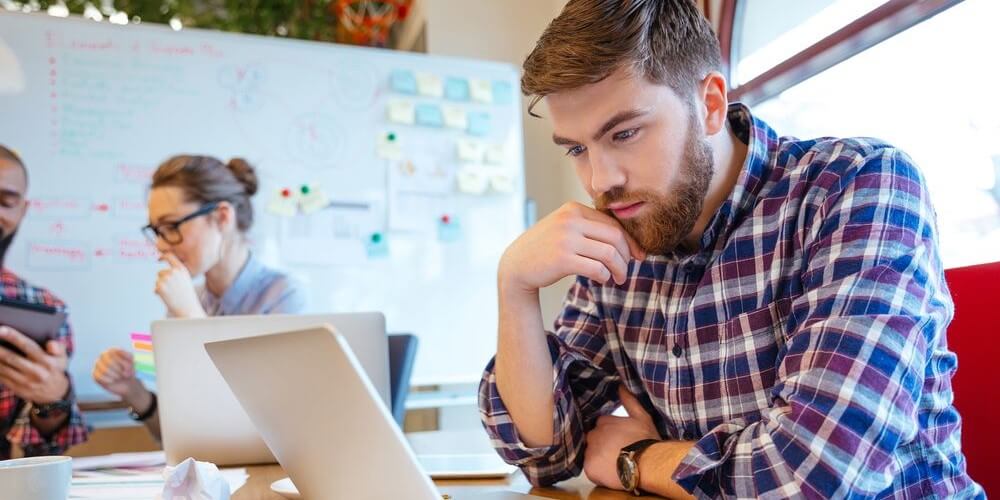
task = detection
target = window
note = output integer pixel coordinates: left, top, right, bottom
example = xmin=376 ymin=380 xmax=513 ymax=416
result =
xmin=751 ymin=0 xmax=999 ymax=267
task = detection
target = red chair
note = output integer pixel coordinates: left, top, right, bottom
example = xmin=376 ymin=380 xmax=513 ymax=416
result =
xmin=944 ymin=261 xmax=1000 ymax=496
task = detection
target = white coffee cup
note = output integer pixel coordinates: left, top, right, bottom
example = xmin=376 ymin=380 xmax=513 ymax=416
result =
xmin=0 ymin=455 xmax=72 ymax=500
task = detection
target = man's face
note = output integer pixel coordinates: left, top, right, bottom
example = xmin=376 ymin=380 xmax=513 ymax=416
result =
xmin=547 ymin=67 xmax=714 ymax=255
xmin=0 ymin=158 xmax=28 ymax=264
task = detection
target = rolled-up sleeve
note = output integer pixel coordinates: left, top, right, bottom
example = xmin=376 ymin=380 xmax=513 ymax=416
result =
xmin=674 ymin=148 xmax=953 ymax=497
xmin=479 ymin=277 xmax=622 ymax=486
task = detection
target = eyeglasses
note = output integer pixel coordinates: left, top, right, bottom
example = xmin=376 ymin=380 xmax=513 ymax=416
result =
xmin=141 ymin=202 xmax=219 ymax=246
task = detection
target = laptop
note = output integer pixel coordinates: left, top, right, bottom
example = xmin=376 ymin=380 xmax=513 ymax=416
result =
xmin=152 ymin=313 xmax=389 ymax=466
xmin=205 ymin=325 xmax=531 ymax=499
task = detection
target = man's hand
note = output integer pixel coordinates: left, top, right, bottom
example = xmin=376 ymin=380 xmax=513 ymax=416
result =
xmin=584 ymin=386 xmax=661 ymax=489
xmin=0 ymin=326 xmax=69 ymax=404
xmin=498 ymin=201 xmax=645 ymax=294
xmin=155 ymin=253 xmax=206 ymax=318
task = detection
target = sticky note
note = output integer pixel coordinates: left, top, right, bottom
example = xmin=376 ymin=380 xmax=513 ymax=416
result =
xmin=490 ymin=172 xmax=516 ymax=194
xmin=442 ymin=105 xmax=467 ymax=129
xmin=390 ymin=69 xmax=417 ymax=94
xmin=376 ymin=131 xmax=403 ymax=160
xmin=267 ymin=188 xmax=300 ymax=217
xmin=387 ymin=100 xmax=416 ymax=125
xmin=415 ymin=103 xmax=444 ymax=127
xmin=456 ymin=166 xmax=489 ymax=195
xmin=467 ymin=112 xmax=491 ymax=137
xmin=437 ymin=215 xmax=461 ymax=243
xmin=416 ymin=72 xmax=444 ymax=98
xmin=366 ymin=232 xmax=389 ymax=258
xmin=492 ymin=81 xmax=514 ymax=104
xmin=456 ymin=138 xmax=485 ymax=163
xmin=299 ymin=184 xmax=330 ymax=214
xmin=485 ymin=144 xmax=506 ymax=165
xmin=444 ymin=77 xmax=470 ymax=101
xmin=470 ymin=79 xmax=493 ymax=103
xmin=130 ymin=332 xmax=155 ymax=376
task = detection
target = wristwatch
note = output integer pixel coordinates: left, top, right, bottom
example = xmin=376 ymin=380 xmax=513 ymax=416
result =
xmin=617 ymin=439 xmax=660 ymax=495
xmin=30 ymin=399 xmax=72 ymax=419
xmin=128 ymin=392 xmax=158 ymax=422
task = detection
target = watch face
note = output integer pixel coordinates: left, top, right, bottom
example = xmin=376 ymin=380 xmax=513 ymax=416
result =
xmin=617 ymin=453 xmax=638 ymax=491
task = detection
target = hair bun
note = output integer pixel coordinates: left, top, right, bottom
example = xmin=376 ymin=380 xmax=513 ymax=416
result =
xmin=226 ymin=158 xmax=258 ymax=196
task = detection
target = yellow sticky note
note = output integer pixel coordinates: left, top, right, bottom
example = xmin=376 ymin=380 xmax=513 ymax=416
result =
xmin=456 ymin=139 xmax=485 ymax=163
xmin=457 ymin=166 xmax=489 ymax=195
xmin=377 ymin=131 xmax=403 ymax=160
xmin=490 ymin=172 xmax=516 ymax=194
xmin=485 ymin=144 xmax=506 ymax=165
xmin=267 ymin=189 xmax=299 ymax=217
xmin=442 ymin=105 xmax=468 ymax=130
xmin=387 ymin=100 xmax=416 ymax=125
xmin=299 ymin=185 xmax=330 ymax=214
xmin=470 ymin=79 xmax=493 ymax=103
xmin=416 ymin=72 xmax=444 ymax=98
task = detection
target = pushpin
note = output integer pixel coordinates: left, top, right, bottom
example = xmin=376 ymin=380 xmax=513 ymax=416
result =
xmin=387 ymin=132 xmax=396 ymax=142
xmin=440 ymin=214 xmax=450 ymax=225
xmin=281 ymin=188 xmax=291 ymax=198
xmin=300 ymin=184 xmax=310 ymax=195
xmin=371 ymin=232 xmax=382 ymax=244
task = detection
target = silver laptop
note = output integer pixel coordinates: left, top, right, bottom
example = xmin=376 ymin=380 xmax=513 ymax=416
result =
xmin=205 ymin=325 xmax=530 ymax=499
xmin=152 ymin=313 xmax=389 ymax=466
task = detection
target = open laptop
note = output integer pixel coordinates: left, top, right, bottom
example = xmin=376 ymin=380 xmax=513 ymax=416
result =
xmin=205 ymin=325 xmax=530 ymax=499
xmin=152 ymin=313 xmax=389 ymax=466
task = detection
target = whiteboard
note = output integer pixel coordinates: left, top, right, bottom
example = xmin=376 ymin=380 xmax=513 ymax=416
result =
xmin=0 ymin=12 xmax=525 ymax=399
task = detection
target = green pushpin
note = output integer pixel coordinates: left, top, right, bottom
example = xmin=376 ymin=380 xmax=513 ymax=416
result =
xmin=371 ymin=232 xmax=382 ymax=244
xmin=387 ymin=132 xmax=396 ymax=142
xmin=300 ymin=184 xmax=310 ymax=195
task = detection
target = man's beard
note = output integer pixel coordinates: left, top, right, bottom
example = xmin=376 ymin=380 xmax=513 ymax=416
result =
xmin=595 ymin=120 xmax=714 ymax=256
xmin=0 ymin=227 xmax=15 ymax=270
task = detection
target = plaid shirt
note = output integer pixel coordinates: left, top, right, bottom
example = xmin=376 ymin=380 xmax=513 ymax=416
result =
xmin=1 ymin=268 xmax=88 ymax=458
xmin=479 ymin=104 xmax=982 ymax=498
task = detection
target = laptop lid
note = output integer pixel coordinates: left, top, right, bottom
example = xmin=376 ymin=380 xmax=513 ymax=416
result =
xmin=205 ymin=325 xmax=440 ymax=499
xmin=152 ymin=313 xmax=388 ymax=466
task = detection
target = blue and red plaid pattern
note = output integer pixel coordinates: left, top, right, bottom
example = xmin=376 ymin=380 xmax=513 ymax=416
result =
xmin=1 ymin=268 xmax=88 ymax=458
xmin=479 ymin=104 xmax=983 ymax=498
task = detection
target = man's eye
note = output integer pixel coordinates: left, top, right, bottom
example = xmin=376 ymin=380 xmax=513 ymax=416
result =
xmin=613 ymin=128 xmax=638 ymax=142
xmin=566 ymin=145 xmax=586 ymax=157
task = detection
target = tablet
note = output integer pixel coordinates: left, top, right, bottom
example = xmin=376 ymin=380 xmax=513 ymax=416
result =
xmin=0 ymin=296 xmax=67 ymax=356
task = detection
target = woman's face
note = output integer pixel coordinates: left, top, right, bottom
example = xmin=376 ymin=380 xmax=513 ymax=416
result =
xmin=146 ymin=186 xmax=224 ymax=276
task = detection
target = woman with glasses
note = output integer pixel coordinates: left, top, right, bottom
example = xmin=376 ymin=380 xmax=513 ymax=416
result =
xmin=92 ymin=154 xmax=306 ymax=441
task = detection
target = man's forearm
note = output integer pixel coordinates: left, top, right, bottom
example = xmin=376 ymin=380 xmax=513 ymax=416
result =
xmin=495 ymin=281 xmax=556 ymax=448
xmin=639 ymin=441 xmax=697 ymax=499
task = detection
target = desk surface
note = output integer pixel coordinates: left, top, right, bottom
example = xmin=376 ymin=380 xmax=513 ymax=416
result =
xmin=233 ymin=464 xmax=660 ymax=499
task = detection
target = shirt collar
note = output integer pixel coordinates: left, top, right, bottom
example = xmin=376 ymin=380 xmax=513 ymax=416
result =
xmin=214 ymin=252 xmax=261 ymax=314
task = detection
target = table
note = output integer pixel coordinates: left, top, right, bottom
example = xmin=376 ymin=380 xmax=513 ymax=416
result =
xmin=233 ymin=464 xmax=661 ymax=499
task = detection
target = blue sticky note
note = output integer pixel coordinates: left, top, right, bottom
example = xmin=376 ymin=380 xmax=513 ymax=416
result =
xmin=390 ymin=70 xmax=417 ymax=95
xmin=467 ymin=112 xmax=491 ymax=137
xmin=437 ymin=217 xmax=461 ymax=243
xmin=415 ymin=103 xmax=444 ymax=127
xmin=366 ymin=232 xmax=389 ymax=258
xmin=492 ymin=81 xmax=514 ymax=104
xmin=444 ymin=77 xmax=470 ymax=101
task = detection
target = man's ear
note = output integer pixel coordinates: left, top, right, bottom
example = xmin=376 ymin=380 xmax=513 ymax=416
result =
xmin=699 ymin=71 xmax=729 ymax=136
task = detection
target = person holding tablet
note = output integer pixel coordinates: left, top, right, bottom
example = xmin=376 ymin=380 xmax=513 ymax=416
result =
xmin=0 ymin=145 xmax=89 ymax=459
xmin=93 ymin=154 xmax=307 ymax=441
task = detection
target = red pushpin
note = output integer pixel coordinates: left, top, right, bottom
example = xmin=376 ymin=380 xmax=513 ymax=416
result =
xmin=441 ymin=214 xmax=450 ymax=224
xmin=281 ymin=188 xmax=291 ymax=198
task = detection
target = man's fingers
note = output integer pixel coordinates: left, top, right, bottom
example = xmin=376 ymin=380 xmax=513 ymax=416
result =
xmin=619 ymin=386 xmax=654 ymax=424
xmin=568 ymin=255 xmax=612 ymax=284
xmin=0 ymin=363 xmax=30 ymax=390
xmin=579 ymin=208 xmax=646 ymax=260
xmin=576 ymin=239 xmax=629 ymax=285
xmin=0 ymin=326 xmax=46 ymax=362
xmin=0 ymin=347 xmax=45 ymax=383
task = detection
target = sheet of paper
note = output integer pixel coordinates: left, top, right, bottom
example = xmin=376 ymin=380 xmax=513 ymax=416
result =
xmin=442 ymin=105 xmax=467 ymax=130
xmin=456 ymin=166 xmax=489 ymax=195
xmin=72 ymin=451 xmax=166 ymax=471
xmin=444 ymin=77 xmax=469 ymax=101
xmin=387 ymin=100 xmax=416 ymax=125
xmin=469 ymin=78 xmax=493 ymax=103
xmin=390 ymin=69 xmax=417 ymax=94
xmin=467 ymin=112 xmax=491 ymax=137
xmin=266 ymin=188 xmax=299 ymax=217
xmin=415 ymin=103 xmax=444 ymax=128
xmin=415 ymin=72 xmax=443 ymax=98
xmin=490 ymin=171 xmax=516 ymax=194
xmin=69 ymin=467 xmax=247 ymax=499
xmin=484 ymin=144 xmax=506 ymax=165
xmin=376 ymin=131 xmax=403 ymax=160
xmin=298 ymin=185 xmax=330 ymax=215
xmin=456 ymin=138 xmax=485 ymax=163
xmin=492 ymin=80 xmax=514 ymax=104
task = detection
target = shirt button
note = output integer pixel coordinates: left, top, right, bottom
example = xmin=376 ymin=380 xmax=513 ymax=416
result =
xmin=672 ymin=344 xmax=683 ymax=357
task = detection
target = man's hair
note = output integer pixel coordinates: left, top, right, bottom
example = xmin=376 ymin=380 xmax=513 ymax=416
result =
xmin=522 ymin=0 xmax=722 ymax=116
